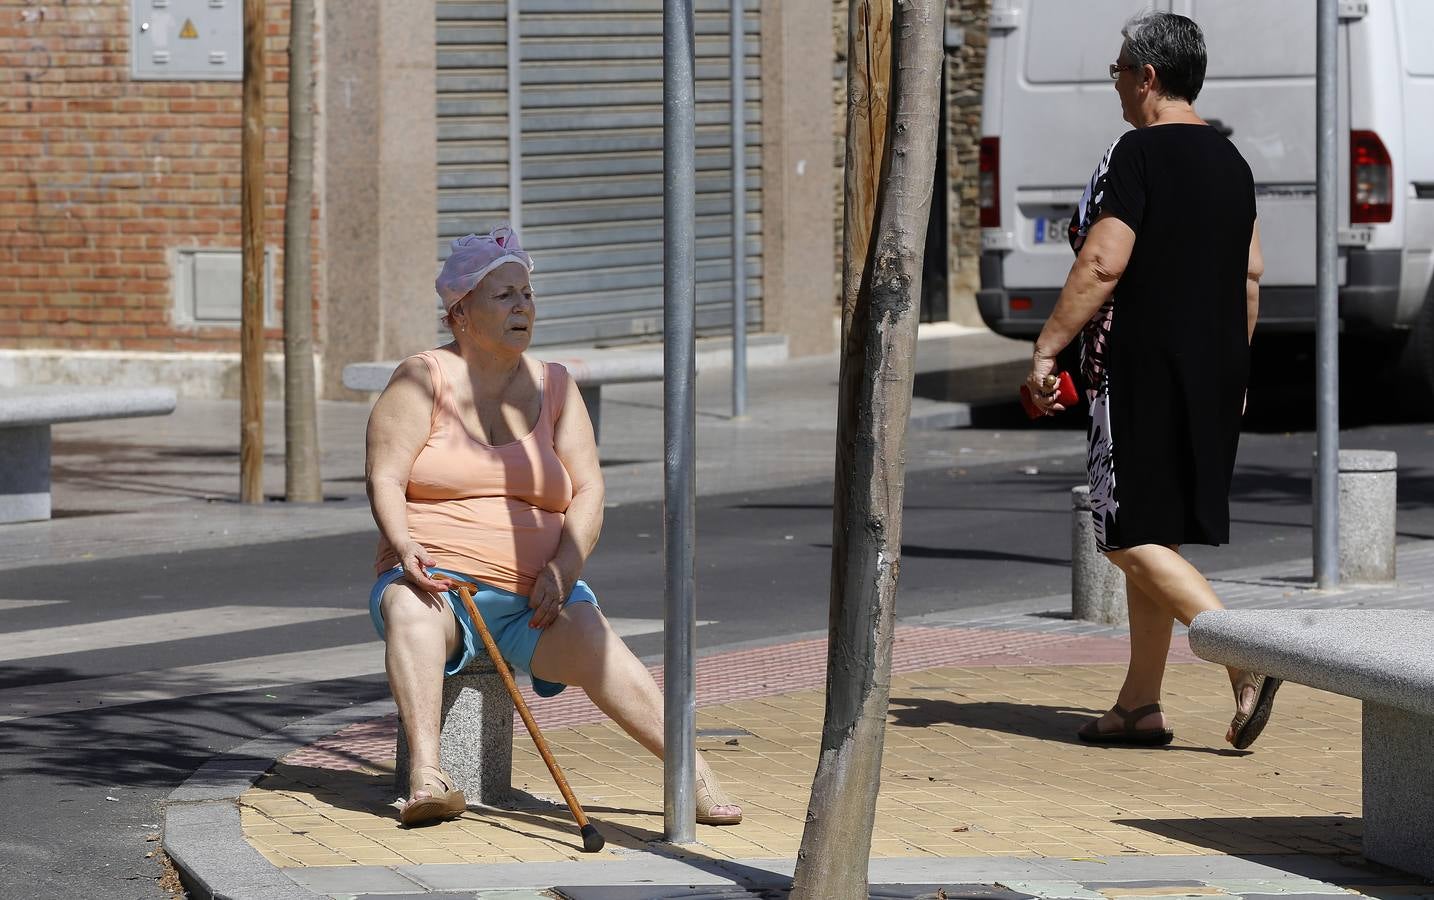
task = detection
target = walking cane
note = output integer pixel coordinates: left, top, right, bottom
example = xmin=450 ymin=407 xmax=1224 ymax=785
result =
xmin=446 ymin=579 xmax=605 ymax=853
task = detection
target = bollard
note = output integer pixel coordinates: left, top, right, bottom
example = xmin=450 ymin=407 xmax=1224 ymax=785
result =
xmin=1071 ymin=485 xmax=1127 ymax=624
xmin=395 ymin=654 xmax=514 ymax=804
xmin=1327 ymin=449 xmax=1398 ymax=583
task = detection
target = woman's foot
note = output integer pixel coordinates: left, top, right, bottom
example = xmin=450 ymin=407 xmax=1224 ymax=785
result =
xmin=695 ymin=767 xmax=742 ymax=826
xmin=399 ymin=765 xmax=467 ymax=826
xmin=1226 ymin=671 xmax=1282 ymax=749
xmin=1077 ymin=702 xmax=1174 ymax=746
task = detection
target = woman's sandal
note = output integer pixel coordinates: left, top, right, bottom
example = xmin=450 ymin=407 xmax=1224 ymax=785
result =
xmin=695 ymin=770 xmax=743 ymax=826
xmin=1076 ymin=702 xmax=1175 ymax=746
xmin=399 ymin=765 xmax=467 ymax=827
xmin=1229 ymin=671 xmax=1283 ymax=750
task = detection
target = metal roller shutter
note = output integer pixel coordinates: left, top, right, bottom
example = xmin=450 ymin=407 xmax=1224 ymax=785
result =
xmin=436 ymin=0 xmax=763 ymax=347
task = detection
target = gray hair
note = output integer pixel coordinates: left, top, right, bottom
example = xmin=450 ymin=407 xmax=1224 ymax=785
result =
xmin=1121 ymin=11 xmax=1207 ymax=102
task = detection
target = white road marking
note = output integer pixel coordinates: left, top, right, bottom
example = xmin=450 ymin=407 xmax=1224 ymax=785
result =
xmin=603 ymin=617 xmax=713 ymax=637
xmin=0 ymin=606 xmax=363 ymax=663
xmin=0 ymin=599 xmax=65 ymax=612
xmin=0 ymin=642 xmax=389 ymax=722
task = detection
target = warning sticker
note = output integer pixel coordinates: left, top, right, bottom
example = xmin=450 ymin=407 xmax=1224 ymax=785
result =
xmin=179 ymin=18 xmax=199 ymax=39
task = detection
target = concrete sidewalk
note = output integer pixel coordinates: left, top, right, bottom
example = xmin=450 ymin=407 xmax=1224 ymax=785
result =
xmin=163 ymin=544 xmax=1434 ymax=899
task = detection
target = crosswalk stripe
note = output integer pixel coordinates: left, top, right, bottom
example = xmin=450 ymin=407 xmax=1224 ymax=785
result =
xmin=0 ymin=599 xmax=65 ymax=612
xmin=0 ymin=617 xmax=708 ymax=721
xmin=0 ymin=642 xmax=389 ymax=722
xmin=0 ymin=606 xmax=363 ymax=663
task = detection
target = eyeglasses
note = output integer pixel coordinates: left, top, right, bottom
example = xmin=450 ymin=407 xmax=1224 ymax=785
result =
xmin=1109 ymin=62 xmax=1136 ymax=79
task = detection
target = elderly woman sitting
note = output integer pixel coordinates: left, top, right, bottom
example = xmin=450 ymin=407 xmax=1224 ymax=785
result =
xmin=365 ymin=227 xmax=742 ymax=827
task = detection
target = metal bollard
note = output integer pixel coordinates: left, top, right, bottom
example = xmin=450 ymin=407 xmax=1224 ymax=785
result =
xmin=395 ymin=654 xmax=515 ymax=804
xmin=1071 ymin=485 xmax=1127 ymax=624
xmin=1327 ymin=449 xmax=1398 ymax=583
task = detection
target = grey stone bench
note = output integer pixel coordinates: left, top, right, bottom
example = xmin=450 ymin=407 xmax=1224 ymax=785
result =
xmin=394 ymin=654 xmax=515 ymax=806
xmin=0 ymin=386 xmax=178 ymax=524
xmin=1188 ymin=609 xmax=1434 ymax=879
xmin=342 ymin=335 xmax=788 ymax=442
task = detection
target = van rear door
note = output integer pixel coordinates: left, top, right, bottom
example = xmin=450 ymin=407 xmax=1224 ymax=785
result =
xmin=1180 ymin=0 xmax=1335 ymax=319
xmin=990 ymin=0 xmax=1161 ymax=299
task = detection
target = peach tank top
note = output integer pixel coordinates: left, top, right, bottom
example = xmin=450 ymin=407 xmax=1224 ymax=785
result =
xmin=375 ymin=351 xmax=574 ymax=595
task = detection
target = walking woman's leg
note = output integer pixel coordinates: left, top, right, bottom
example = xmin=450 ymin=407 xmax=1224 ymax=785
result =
xmin=1088 ymin=575 xmax=1174 ymax=734
xmin=531 ymin=603 xmax=741 ymax=821
xmin=379 ymin=583 xmax=460 ymax=799
xmin=1105 ymin=543 xmax=1261 ymax=735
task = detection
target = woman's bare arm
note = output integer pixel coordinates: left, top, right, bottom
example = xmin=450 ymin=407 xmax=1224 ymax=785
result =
xmin=365 ymin=356 xmax=450 ymax=594
xmin=550 ymin=373 xmax=604 ymax=579
xmin=526 ymin=371 xmax=605 ymax=628
xmin=1024 ymin=213 xmax=1136 ymax=412
xmin=1034 ymin=213 xmax=1136 ymax=362
xmin=1246 ymin=221 xmax=1263 ymax=344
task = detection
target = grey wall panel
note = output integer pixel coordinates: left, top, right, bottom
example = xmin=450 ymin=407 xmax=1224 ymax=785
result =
xmin=436 ymin=0 xmax=763 ymax=347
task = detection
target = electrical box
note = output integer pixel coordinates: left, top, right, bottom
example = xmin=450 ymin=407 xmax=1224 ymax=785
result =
xmin=131 ymin=0 xmax=242 ymax=81
xmin=174 ymin=249 xmax=275 ymax=326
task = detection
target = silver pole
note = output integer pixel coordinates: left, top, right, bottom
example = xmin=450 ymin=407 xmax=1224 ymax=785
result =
xmin=662 ymin=0 xmax=697 ymax=844
xmin=1315 ymin=0 xmax=1339 ymax=588
xmin=730 ymin=0 xmax=747 ymax=417
xmin=506 ymin=0 xmax=523 ymax=233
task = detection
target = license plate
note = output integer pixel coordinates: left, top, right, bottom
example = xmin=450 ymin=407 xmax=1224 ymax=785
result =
xmin=1033 ymin=216 xmax=1066 ymax=245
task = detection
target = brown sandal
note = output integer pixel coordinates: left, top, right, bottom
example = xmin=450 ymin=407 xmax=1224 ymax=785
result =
xmin=399 ymin=765 xmax=467 ymax=827
xmin=1077 ymin=702 xmax=1175 ymax=746
xmin=695 ymin=770 xmax=743 ymax=826
xmin=1229 ymin=672 xmax=1282 ymax=750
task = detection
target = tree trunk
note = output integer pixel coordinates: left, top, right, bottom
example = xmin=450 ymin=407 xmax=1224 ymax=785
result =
xmin=239 ymin=0 xmax=266 ymax=504
xmin=789 ymin=2 xmax=943 ymax=897
xmin=283 ymin=0 xmax=322 ymax=502
xmin=839 ymin=0 xmax=891 ymax=352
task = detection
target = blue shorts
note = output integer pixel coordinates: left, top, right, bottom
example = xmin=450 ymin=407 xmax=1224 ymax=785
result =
xmin=368 ymin=566 xmax=599 ymax=698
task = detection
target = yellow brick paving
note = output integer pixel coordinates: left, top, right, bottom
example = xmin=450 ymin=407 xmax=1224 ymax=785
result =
xmin=242 ymin=663 xmax=1363 ymax=869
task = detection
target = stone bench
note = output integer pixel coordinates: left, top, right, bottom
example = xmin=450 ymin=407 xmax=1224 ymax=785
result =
xmin=342 ymin=335 xmax=788 ymax=442
xmin=0 ymin=386 xmax=178 ymax=524
xmin=1188 ymin=609 xmax=1434 ymax=879
xmin=393 ymin=654 xmax=515 ymax=805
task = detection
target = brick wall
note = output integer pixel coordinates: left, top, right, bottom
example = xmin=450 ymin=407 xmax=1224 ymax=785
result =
xmin=0 ymin=0 xmax=316 ymax=354
xmin=829 ymin=0 xmax=990 ymax=319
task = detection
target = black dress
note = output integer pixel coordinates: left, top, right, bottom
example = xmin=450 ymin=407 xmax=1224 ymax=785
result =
xmin=1068 ymin=124 xmax=1256 ymax=551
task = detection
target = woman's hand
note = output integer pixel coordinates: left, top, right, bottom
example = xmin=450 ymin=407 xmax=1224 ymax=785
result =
xmin=527 ymin=560 xmax=571 ymax=629
xmin=1024 ymin=353 xmax=1067 ymax=416
xmin=400 ymin=541 xmax=453 ymax=598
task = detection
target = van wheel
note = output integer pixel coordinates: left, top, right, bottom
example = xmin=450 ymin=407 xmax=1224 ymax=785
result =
xmin=1398 ymin=286 xmax=1434 ymax=410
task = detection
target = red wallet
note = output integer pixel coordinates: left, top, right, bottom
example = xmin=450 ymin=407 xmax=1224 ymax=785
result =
xmin=1020 ymin=370 xmax=1078 ymax=419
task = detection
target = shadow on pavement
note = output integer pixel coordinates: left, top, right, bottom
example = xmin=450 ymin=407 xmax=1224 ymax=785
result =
xmin=0 ymin=677 xmax=385 ymax=788
xmin=1117 ymin=813 xmax=1363 ymax=860
xmin=885 ymin=698 xmax=1250 ymax=757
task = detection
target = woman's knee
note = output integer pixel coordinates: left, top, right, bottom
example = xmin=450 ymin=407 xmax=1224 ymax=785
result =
xmin=380 ymin=583 xmax=450 ymax=632
xmin=556 ymin=602 xmax=613 ymax=654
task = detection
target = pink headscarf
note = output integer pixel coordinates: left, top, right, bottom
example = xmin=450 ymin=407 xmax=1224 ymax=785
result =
xmin=435 ymin=226 xmax=534 ymax=312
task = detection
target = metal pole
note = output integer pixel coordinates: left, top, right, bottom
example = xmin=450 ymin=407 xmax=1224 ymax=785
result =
xmin=507 ymin=0 xmax=523 ymax=233
xmin=1315 ymin=0 xmax=1339 ymax=587
xmin=729 ymin=0 xmax=747 ymax=417
xmin=662 ymin=0 xmax=697 ymax=844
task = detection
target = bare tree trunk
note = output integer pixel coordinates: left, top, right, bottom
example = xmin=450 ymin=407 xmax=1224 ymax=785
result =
xmin=283 ymin=0 xmax=322 ymax=503
xmin=239 ymin=0 xmax=266 ymax=505
xmin=790 ymin=2 xmax=943 ymax=897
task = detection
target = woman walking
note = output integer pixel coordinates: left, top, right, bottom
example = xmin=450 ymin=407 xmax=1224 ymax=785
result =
xmin=1024 ymin=11 xmax=1280 ymax=749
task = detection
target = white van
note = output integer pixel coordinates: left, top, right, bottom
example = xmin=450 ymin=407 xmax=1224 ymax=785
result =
xmin=976 ymin=0 xmax=1434 ymax=394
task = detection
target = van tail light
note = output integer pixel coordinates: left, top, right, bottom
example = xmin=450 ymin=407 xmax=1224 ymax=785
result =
xmin=979 ymin=137 xmax=1000 ymax=228
xmin=1351 ymin=130 xmax=1392 ymax=224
